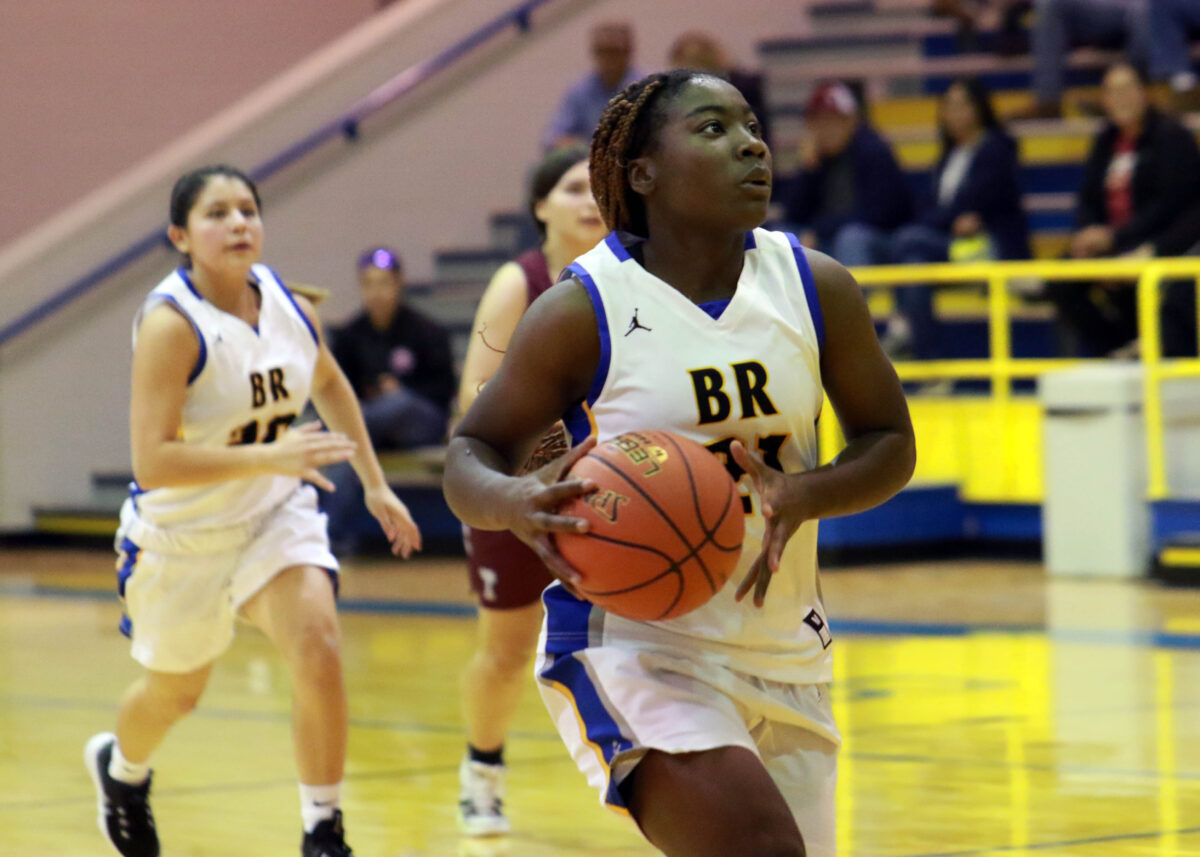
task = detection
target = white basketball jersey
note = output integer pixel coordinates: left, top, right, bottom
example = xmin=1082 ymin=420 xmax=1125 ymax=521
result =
xmin=128 ymin=264 xmax=319 ymax=530
xmin=554 ymin=229 xmax=832 ymax=683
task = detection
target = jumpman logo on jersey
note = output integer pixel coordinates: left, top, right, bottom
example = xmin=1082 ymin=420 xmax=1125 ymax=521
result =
xmin=625 ymin=308 xmax=652 ymax=336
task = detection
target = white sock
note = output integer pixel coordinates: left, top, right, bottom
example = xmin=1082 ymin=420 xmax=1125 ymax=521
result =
xmin=299 ymin=782 xmax=341 ymax=833
xmin=108 ymin=740 xmax=151 ymax=786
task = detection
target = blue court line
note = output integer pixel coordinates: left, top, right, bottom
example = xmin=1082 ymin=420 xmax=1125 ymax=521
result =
xmin=0 ymin=584 xmax=479 ymax=616
xmin=905 ymin=824 xmax=1200 ymax=857
xmin=10 ymin=585 xmax=1200 ymax=650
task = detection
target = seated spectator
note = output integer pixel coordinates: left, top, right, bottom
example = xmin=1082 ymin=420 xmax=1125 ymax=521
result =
xmin=1045 ymin=62 xmax=1200 ymax=357
xmin=1025 ymin=0 xmax=1148 ymax=118
xmin=783 ymin=82 xmax=914 ymax=264
xmin=323 ymin=247 xmax=456 ymax=552
xmin=932 ymin=0 xmax=1032 ymax=54
xmin=541 ymin=21 xmax=641 ymax=151
xmin=668 ymin=31 xmax=772 ymax=146
xmin=879 ymin=77 xmax=1030 ymax=358
xmin=1146 ymin=0 xmax=1200 ymax=112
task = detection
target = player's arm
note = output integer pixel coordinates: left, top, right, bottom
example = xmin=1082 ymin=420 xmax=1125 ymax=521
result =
xmin=444 ymin=278 xmax=600 ymax=578
xmin=791 ymin=251 xmax=916 ymax=517
xmin=299 ymin=293 xmax=421 ymax=556
xmin=731 ymin=251 xmax=915 ymax=605
xmin=302 ymin=294 xmax=387 ymax=491
xmin=455 ymin=261 xmax=529 ymax=419
xmin=129 ymin=304 xmax=355 ymax=490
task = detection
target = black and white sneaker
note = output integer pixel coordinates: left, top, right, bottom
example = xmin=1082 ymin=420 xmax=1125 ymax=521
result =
xmin=302 ymin=809 xmax=354 ymax=857
xmin=457 ymin=757 xmax=510 ymax=836
xmin=84 ymin=732 xmax=159 ymax=857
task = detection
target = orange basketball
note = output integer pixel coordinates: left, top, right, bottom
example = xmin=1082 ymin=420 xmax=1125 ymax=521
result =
xmin=554 ymin=429 xmax=745 ymax=621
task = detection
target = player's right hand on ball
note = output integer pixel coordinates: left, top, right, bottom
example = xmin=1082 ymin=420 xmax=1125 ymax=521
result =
xmin=507 ymin=435 xmax=598 ymax=589
xmin=265 ymin=421 xmax=356 ymax=491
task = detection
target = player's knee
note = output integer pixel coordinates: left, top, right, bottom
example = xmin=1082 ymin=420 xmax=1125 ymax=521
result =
xmin=288 ymin=618 xmax=343 ymax=678
xmin=480 ymin=642 xmax=534 ymax=680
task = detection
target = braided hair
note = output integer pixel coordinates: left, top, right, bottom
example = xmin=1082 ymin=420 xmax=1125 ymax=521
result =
xmin=590 ymin=69 xmax=718 ymax=237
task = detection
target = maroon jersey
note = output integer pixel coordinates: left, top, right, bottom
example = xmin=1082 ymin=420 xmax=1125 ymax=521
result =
xmin=516 ymin=247 xmax=554 ymax=306
xmin=463 ymin=246 xmax=557 ymax=608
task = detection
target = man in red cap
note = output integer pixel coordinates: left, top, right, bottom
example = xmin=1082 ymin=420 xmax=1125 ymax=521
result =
xmin=783 ymin=81 xmax=913 ymax=269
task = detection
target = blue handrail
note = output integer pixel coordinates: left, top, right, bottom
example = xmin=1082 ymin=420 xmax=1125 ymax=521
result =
xmin=0 ymin=0 xmax=558 ymax=349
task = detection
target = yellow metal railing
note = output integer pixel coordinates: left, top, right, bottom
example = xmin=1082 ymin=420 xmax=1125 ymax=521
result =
xmin=838 ymin=258 xmax=1200 ymax=501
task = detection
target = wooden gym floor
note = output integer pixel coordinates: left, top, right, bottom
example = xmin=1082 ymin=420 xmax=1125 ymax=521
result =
xmin=4 ymin=547 xmax=1200 ymax=857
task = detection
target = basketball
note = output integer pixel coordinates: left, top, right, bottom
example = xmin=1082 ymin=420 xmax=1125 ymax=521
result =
xmin=554 ymin=429 xmax=745 ymax=621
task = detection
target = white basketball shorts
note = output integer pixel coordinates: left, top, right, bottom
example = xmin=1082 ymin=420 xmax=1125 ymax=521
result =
xmin=114 ymin=484 xmax=338 ymax=673
xmin=535 ymin=638 xmax=839 ymax=857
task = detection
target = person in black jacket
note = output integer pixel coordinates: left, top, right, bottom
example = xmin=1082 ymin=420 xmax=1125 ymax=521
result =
xmin=879 ymin=77 xmax=1030 ymax=358
xmin=331 ymin=247 xmax=455 ymax=444
xmin=1046 ymin=62 xmax=1200 ymax=357
xmin=324 ymin=247 xmax=456 ymax=552
xmin=783 ymin=82 xmax=914 ymax=264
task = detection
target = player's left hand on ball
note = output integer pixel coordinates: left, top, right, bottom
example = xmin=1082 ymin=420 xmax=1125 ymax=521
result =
xmin=729 ymin=440 xmax=808 ymax=608
xmin=364 ymin=485 xmax=422 ymax=558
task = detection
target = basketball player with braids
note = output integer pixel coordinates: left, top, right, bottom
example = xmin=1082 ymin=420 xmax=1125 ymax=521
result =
xmin=84 ymin=165 xmax=420 ymax=857
xmin=454 ymin=144 xmax=605 ymax=835
xmin=444 ymin=71 xmax=915 ymax=856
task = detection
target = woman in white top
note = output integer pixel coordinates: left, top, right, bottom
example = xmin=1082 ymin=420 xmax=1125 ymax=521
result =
xmin=84 ymin=164 xmax=420 ymax=857
xmin=444 ymin=71 xmax=915 ymax=857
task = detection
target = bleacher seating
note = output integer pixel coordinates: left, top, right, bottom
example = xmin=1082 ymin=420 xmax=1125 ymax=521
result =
xmin=32 ymin=0 xmax=1200 ymax=549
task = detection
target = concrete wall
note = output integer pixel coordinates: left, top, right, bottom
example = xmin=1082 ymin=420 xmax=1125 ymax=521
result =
xmin=0 ymin=0 xmax=811 ymax=527
xmin=0 ymin=0 xmax=378 ymax=247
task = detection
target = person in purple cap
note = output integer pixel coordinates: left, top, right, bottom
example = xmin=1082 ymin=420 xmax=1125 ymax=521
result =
xmin=323 ymin=247 xmax=456 ymax=553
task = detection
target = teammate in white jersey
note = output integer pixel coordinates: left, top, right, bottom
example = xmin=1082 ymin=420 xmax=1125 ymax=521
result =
xmin=444 ymin=71 xmax=915 ymax=857
xmin=84 ymin=165 xmax=420 ymax=857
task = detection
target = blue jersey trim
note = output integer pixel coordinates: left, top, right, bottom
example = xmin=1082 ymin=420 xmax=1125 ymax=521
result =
xmin=786 ymin=233 xmax=825 ymax=350
xmin=116 ymin=536 xmax=140 ymax=638
xmin=603 ymin=231 xmax=632 ymax=262
xmin=698 ymin=298 xmax=732 ymax=320
xmin=542 ymin=584 xmax=593 ymax=654
xmin=153 ymin=294 xmax=207 ymax=384
xmin=562 ymin=262 xmax=610 ymax=445
xmin=129 ymin=480 xmax=145 ymax=513
xmin=176 ymin=267 xmax=203 ymax=300
xmin=538 ymin=651 xmax=637 ymax=810
xmin=264 ymin=266 xmax=320 ymax=346
xmin=744 ymin=230 xmax=757 ymax=250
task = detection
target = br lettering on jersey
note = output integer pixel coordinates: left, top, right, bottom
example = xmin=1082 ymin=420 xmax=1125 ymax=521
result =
xmin=688 ymin=361 xmax=779 ymax=425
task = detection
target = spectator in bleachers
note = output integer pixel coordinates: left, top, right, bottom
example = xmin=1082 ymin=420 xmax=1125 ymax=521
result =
xmin=879 ymin=77 xmax=1030 ymax=358
xmin=1046 ymin=62 xmax=1200 ymax=356
xmin=668 ymin=31 xmax=772 ymax=147
xmin=783 ymin=82 xmax=913 ymax=264
xmin=323 ymin=247 xmax=456 ymax=552
xmin=933 ymin=0 xmax=1032 ymax=55
xmin=541 ymin=21 xmax=641 ymax=151
xmin=1146 ymin=0 xmax=1200 ymax=112
xmin=1025 ymin=0 xmax=1148 ymax=118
